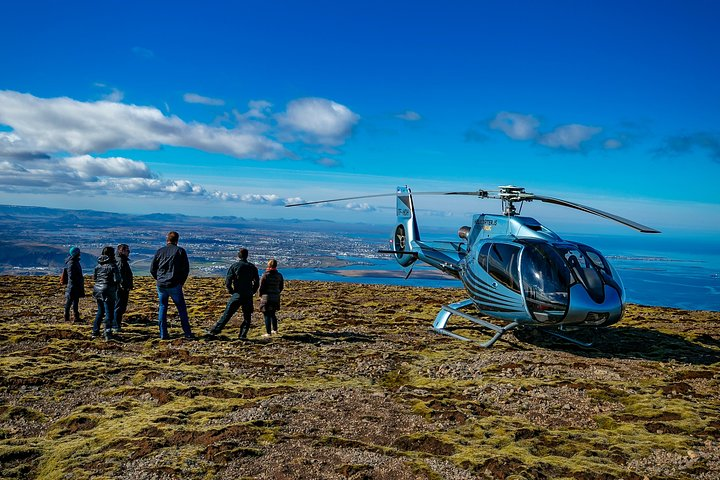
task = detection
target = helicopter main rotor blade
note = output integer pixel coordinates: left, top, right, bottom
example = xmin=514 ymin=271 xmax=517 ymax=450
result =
xmin=531 ymin=195 xmax=661 ymax=233
xmin=285 ymin=193 xmax=396 ymax=207
xmin=284 ymin=190 xmax=491 ymax=207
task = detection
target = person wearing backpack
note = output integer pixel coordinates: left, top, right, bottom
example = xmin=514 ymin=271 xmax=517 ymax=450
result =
xmin=63 ymin=246 xmax=85 ymax=323
xmin=92 ymin=246 xmax=121 ymax=340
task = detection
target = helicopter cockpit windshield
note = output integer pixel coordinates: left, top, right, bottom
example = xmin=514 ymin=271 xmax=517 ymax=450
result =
xmin=519 ymin=240 xmax=623 ymax=323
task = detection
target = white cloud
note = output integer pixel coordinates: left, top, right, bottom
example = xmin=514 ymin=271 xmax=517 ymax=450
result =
xmin=489 ymin=111 xmax=540 ymax=140
xmin=538 ymin=124 xmax=602 ymax=150
xmin=183 ymin=93 xmax=225 ymax=106
xmin=238 ymin=100 xmax=273 ymax=120
xmin=0 ymin=90 xmax=363 ymax=208
xmin=63 ymin=155 xmax=152 ymax=178
xmin=396 ymin=110 xmax=422 ymax=121
xmin=344 ymin=202 xmax=375 ymax=211
xmin=0 ymin=90 xmax=288 ymax=160
xmin=211 ymin=191 xmax=300 ymax=206
xmin=277 ymin=97 xmax=360 ymax=146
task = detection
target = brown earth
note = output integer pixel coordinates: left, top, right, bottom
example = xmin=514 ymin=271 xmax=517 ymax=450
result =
xmin=0 ymin=275 xmax=718 ymax=479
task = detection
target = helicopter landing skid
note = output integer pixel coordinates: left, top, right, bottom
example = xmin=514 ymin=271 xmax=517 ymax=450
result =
xmin=432 ymin=299 xmax=519 ymax=348
xmin=538 ymin=327 xmax=594 ymax=347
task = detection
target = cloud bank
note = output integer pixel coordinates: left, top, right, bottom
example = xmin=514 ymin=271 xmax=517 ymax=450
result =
xmin=0 ymin=90 xmax=362 ymax=209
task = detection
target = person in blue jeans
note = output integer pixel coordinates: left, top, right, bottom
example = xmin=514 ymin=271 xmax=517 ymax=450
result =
xmin=92 ymin=246 xmax=121 ymax=340
xmin=150 ymin=231 xmax=195 ymax=340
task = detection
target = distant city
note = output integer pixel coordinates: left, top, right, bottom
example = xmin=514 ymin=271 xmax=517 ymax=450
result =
xmin=0 ymin=204 xmax=392 ymax=277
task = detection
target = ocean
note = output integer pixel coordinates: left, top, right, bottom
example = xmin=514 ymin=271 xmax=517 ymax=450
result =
xmin=282 ymin=233 xmax=720 ymax=312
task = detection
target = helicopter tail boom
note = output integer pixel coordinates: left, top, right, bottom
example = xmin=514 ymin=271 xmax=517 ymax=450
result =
xmin=390 ymin=186 xmax=461 ymax=278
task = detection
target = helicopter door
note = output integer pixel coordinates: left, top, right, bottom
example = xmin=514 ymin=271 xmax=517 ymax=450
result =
xmin=520 ymin=242 xmax=571 ymax=323
xmin=487 ymin=243 xmax=521 ymax=292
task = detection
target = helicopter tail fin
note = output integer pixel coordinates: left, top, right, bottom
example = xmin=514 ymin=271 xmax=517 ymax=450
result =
xmin=390 ymin=186 xmax=420 ymax=268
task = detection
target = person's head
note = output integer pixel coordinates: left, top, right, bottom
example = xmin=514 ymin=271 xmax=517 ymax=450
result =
xmin=238 ymin=248 xmax=249 ymax=260
xmin=117 ymin=244 xmax=130 ymax=257
xmin=101 ymin=246 xmax=115 ymax=259
xmin=166 ymin=231 xmax=179 ymax=245
xmin=69 ymin=246 xmax=81 ymax=258
xmin=267 ymin=258 xmax=277 ymax=269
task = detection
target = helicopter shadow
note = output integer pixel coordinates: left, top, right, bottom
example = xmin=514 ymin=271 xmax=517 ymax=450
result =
xmin=513 ymin=327 xmax=720 ymax=365
xmin=280 ymin=331 xmax=375 ymax=345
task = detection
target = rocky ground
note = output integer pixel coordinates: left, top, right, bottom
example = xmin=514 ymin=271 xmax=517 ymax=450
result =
xmin=0 ymin=275 xmax=719 ymax=479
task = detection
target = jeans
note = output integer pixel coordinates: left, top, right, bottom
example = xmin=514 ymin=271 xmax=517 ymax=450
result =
xmin=157 ymin=284 xmax=193 ymax=339
xmin=93 ymin=298 xmax=115 ymax=335
xmin=263 ymin=312 xmax=278 ymax=334
xmin=114 ymin=289 xmax=129 ymax=329
xmin=64 ymin=295 xmax=80 ymax=322
xmin=210 ymin=293 xmax=253 ymax=337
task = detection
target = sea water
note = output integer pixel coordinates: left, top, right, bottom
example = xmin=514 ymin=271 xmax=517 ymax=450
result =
xmin=283 ymin=233 xmax=720 ymax=312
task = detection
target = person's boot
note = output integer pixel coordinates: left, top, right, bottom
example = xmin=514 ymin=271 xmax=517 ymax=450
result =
xmin=73 ymin=313 xmax=83 ymax=324
xmin=238 ymin=325 xmax=250 ymax=340
xmin=64 ymin=312 xmax=70 ymax=323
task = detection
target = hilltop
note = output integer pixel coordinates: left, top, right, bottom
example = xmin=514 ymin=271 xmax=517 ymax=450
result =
xmin=0 ymin=276 xmax=719 ymax=479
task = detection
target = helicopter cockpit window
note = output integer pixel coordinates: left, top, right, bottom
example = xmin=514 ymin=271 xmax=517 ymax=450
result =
xmin=578 ymin=246 xmax=612 ymax=277
xmin=478 ymin=242 xmax=490 ymax=271
xmin=555 ymin=246 xmax=607 ymax=303
xmin=487 ymin=243 xmax=521 ymax=292
xmin=520 ymin=242 xmax=570 ymax=323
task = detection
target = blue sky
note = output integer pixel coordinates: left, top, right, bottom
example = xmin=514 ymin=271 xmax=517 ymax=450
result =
xmin=1 ymin=1 xmax=719 ymax=237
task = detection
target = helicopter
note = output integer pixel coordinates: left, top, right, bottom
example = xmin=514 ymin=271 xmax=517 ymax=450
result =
xmin=287 ymin=185 xmax=660 ymax=347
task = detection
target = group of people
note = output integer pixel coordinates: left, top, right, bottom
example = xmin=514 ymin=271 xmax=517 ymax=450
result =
xmin=62 ymin=231 xmax=284 ymax=341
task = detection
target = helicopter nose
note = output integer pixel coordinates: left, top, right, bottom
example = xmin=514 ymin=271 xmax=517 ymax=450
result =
xmin=564 ymin=284 xmax=622 ymax=326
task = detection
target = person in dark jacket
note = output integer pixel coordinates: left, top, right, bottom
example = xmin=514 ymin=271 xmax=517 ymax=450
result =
xmin=64 ymin=246 xmax=85 ymax=323
xmin=114 ymin=243 xmax=133 ymax=332
xmin=258 ymin=258 xmax=284 ymax=337
xmin=150 ymin=231 xmax=194 ymax=340
xmin=207 ymin=248 xmax=259 ymax=339
xmin=92 ymin=246 xmax=121 ymax=340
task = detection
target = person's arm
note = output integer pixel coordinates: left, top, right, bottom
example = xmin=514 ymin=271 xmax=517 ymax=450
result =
xmin=179 ymin=249 xmax=190 ymax=285
xmin=114 ymin=264 xmax=122 ymax=287
xmin=225 ymin=265 xmax=234 ymax=294
xmin=278 ymin=273 xmax=284 ymax=293
xmin=252 ymin=267 xmax=260 ymax=295
xmin=258 ymin=272 xmax=266 ymax=296
xmin=150 ymin=251 xmax=158 ymax=279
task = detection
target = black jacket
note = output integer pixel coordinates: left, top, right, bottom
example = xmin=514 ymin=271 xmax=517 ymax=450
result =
xmin=226 ymin=259 xmax=259 ymax=299
xmin=93 ymin=255 xmax=121 ymax=302
xmin=117 ymin=254 xmax=134 ymax=291
xmin=259 ymin=269 xmax=284 ymax=310
xmin=150 ymin=244 xmax=189 ymax=288
xmin=259 ymin=269 xmax=284 ymax=298
xmin=64 ymin=255 xmax=85 ymax=298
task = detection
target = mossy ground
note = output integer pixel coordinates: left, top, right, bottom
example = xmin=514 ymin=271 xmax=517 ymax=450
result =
xmin=0 ymin=275 xmax=718 ymax=479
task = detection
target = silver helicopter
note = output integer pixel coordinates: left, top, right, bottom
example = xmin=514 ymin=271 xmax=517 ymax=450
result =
xmin=288 ymin=186 xmax=660 ymax=347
